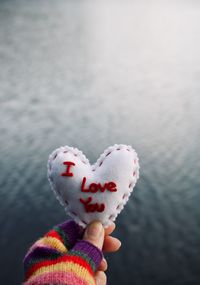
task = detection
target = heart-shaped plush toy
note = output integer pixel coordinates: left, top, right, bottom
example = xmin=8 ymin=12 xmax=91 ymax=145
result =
xmin=47 ymin=144 xmax=139 ymax=228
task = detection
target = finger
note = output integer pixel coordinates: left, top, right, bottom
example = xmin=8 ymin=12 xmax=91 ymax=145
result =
xmin=95 ymin=271 xmax=107 ymax=285
xmin=103 ymin=235 xmax=121 ymax=252
xmin=98 ymin=258 xmax=108 ymax=272
xmin=104 ymin=222 xmax=115 ymax=236
xmin=83 ymin=221 xmax=105 ymax=250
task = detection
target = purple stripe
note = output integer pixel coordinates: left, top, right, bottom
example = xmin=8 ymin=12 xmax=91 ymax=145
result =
xmin=72 ymin=240 xmax=103 ymax=269
xmin=57 ymin=220 xmax=83 ymax=248
xmin=23 ymin=246 xmax=61 ymax=266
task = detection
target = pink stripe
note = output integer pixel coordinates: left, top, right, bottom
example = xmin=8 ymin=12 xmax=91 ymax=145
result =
xmin=24 ymin=240 xmax=56 ymax=260
xmin=23 ymin=271 xmax=89 ymax=285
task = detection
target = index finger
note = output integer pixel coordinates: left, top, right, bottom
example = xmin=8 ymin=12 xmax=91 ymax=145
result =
xmin=104 ymin=222 xmax=115 ymax=236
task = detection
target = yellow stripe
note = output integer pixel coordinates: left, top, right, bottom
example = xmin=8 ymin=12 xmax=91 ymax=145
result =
xmin=29 ymin=262 xmax=95 ymax=285
xmin=39 ymin=237 xmax=67 ymax=253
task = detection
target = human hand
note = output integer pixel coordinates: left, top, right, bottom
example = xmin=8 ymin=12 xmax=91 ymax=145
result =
xmin=23 ymin=220 xmax=121 ymax=285
xmin=83 ymin=221 xmax=121 ymax=285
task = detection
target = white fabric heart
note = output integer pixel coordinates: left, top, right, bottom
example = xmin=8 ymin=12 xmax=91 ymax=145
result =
xmin=47 ymin=144 xmax=139 ymax=228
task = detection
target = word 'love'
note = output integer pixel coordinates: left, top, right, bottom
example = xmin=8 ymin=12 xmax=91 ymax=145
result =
xmin=61 ymin=161 xmax=117 ymax=212
xmin=81 ymin=177 xmax=117 ymax=193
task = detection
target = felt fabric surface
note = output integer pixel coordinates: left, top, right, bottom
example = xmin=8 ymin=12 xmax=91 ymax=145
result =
xmin=47 ymin=144 xmax=139 ymax=228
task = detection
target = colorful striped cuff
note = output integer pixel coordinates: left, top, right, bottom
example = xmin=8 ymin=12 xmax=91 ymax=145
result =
xmin=23 ymin=220 xmax=102 ymax=285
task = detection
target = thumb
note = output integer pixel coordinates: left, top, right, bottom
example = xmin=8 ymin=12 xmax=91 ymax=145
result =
xmin=83 ymin=221 xmax=105 ymax=250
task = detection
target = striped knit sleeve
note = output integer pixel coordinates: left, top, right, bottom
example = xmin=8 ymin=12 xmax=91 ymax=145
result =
xmin=23 ymin=220 xmax=102 ymax=285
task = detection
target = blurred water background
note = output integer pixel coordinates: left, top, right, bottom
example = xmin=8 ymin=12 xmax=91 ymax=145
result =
xmin=0 ymin=0 xmax=200 ymax=284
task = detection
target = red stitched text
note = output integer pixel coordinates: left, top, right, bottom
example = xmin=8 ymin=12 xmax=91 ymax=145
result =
xmin=81 ymin=177 xmax=117 ymax=193
xmin=61 ymin=161 xmax=76 ymax=177
xmin=80 ymin=197 xmax=105 ymax=212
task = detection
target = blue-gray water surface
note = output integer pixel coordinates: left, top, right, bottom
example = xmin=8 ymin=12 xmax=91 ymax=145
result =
xmin=0 ymin=0 xmax=200 ymax=284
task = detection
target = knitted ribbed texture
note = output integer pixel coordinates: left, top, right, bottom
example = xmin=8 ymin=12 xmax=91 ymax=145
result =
xmin=23 ymin=220 xmax=103 ymax=285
